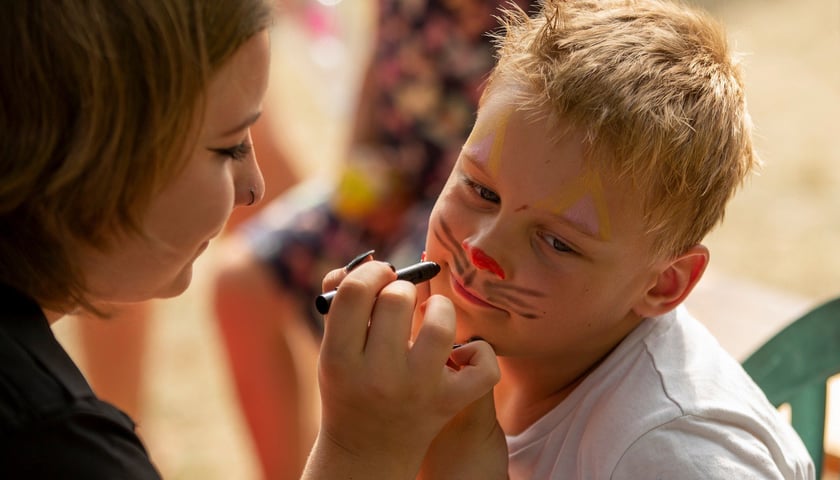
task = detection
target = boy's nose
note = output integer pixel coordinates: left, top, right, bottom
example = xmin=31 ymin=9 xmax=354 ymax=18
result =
xmin=462 ymin=241 xmax=506 ymax=280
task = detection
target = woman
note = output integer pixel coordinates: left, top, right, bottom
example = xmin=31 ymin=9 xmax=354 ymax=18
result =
xmin=0 ymin=1 xmax=271 ymax=476
xmin=0 ymin=0 xmax=498 ymax=479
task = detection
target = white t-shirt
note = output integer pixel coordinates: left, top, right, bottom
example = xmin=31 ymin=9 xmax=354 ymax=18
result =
xmin=506 ymin=306 xmax=815 ymax=479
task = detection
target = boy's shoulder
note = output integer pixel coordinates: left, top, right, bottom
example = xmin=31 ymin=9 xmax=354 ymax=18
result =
xmin=609 ymin=308 xmax=812 ymax=477
xmin=507 ymin=308 xmax=814 ymax=479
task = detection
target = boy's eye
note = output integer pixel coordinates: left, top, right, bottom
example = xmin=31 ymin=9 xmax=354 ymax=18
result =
xmin=540 ymin=232 xmax=574 ymax=253
xmin=463 ymin=177 xmax=500 ymax=203
xmin=212 ymin=141 xmax=252 ymax=161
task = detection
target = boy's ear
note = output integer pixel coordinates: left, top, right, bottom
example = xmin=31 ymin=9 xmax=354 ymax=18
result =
xmin=633 ymin=244 xmax=709 ymax=318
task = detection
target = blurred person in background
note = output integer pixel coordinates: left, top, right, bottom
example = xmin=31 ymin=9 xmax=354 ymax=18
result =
xmin=212 ymin=1 xmax=537 ymax=478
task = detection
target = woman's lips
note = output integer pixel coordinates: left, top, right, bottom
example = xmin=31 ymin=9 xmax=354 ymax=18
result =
xmin=450 ymin=273 xmax=499 ymax=310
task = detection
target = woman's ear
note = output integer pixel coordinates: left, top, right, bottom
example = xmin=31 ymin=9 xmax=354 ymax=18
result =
xmin=634 ymin=244 xmax=709 ymax=318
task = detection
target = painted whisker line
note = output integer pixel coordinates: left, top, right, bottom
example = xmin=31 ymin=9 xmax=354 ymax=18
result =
xmin=487 ymin=291 xmax=535 ymax=310
xmin=485 ymin=282 xmax=545 ymax=298
xmin=436 ymin=221 xmax=468 ymax=274
xmin=483 ymin=293 xmax=541 ymax=319
xmin=439 ymin=218 xmax=540 ymax=318
xmin=481 ymin=283 xmax=543 ymax=318
xmin=437 ymin=218 xmax=540 ymax=318
xmin=438 ymin=221 xmax=466 ymax=269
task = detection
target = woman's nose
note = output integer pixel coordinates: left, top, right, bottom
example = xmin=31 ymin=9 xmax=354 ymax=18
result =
xmin=462 ymin=240 xmax=506 ymax=279
xmin=236 ymin=137 xmax=265 ymax=207
xmin=237 ymin=171 xmax=264 ymax=207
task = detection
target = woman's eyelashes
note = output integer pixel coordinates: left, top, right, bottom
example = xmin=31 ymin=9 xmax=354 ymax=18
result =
xmin=212 ymin=140 xmax=253 ymax=161
xmin=462 ymin=176 xmax=500 ymax=203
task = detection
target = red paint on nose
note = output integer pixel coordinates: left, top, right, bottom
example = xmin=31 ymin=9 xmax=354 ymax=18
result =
xmin=464 ymin=242 xmax=506 ymax=279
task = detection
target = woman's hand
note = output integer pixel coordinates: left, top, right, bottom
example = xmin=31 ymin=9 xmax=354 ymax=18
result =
xmin=412 ymin=269 xmax=508 ymax=479
xmin=418 ymin=343 xmax=509 ymax=480
xmin=302 ymin=260 xmax=500 ymax=480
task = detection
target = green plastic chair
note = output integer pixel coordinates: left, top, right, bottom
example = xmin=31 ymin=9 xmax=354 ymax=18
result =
xmin=742 ymin=296 xmax=840 ymax=478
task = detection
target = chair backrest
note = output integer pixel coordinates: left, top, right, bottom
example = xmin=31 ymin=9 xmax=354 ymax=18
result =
xmin=742 ymin=296 xmax=840 ymax=478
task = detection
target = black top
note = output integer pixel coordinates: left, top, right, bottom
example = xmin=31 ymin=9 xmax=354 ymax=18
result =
xmin=0 ymin=284 xmax=161 ymax=478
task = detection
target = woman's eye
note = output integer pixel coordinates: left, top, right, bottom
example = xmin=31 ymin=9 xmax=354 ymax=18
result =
xmin=540 ymin=232 xmax=574 ymax=253
xmin=463 ymin=178 xmax=500 ymax=203
xmin=213 ymin=141 xmax=252 ymax=161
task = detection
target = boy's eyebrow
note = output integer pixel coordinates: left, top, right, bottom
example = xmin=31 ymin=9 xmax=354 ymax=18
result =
xmin=218 ymin=111 xmax=262 ymax=137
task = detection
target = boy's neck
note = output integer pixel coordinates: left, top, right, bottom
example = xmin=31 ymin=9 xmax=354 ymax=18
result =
xmin=494 ymin=355 xmax=602 ymax=435
xmin=493 ymin=313 xmax=645 ymax=435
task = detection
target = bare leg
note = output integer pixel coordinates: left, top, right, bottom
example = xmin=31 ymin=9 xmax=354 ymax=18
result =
xmin=213 ymin=236 xmax=319 ymax=480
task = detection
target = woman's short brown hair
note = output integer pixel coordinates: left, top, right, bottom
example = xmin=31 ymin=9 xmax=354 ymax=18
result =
xmin=0 ymin=0 xmax=274 ymax=311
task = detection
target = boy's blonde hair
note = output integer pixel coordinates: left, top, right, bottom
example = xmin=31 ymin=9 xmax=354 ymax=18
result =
xmin=488 ymin=0 xmax=757 ymax=259
xmin=0 ymin=0 xmax=273 ymax=311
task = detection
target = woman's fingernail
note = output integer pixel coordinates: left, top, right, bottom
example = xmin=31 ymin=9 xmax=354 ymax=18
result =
xmin=453 ymin=336 xmax=483 ymax=349
xmin=344 ymin=249 xmax=375 ymax=272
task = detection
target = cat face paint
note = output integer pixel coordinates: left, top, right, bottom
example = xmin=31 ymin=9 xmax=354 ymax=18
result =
xmin=462 ymin=100 xmax=611 ymax=241
xmin=424 ymin=87 xmax=659 ymax=359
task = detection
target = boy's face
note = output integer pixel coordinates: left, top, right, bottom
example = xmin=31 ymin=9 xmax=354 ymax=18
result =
xmin=425 ymin=87 xmax=665 ymax=363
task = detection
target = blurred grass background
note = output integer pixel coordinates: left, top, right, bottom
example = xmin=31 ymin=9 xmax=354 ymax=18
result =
xmin=699 ymin=0 xmax=840 ymax=302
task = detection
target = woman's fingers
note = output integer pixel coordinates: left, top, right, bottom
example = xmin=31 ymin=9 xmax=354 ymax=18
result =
xmin=320 ymin=261 xmax=396 ymax=363
xmin=319 ymin=249 xmax=375 ymax=292
xmin=414 ymin=273 xmax=432 ymax=306
xmin=365 ymin=279 xmax=417 ymax=362
xmin=321 ymin=267 xmax=347 ymax=293
xmin=408 ymin=295 xmax=458 ymax=385
xmin=410 ymin=275 xmax=432 ymax=340
xmin=442 ymin=340 xmax=501 ymax=410
xmin=315 ymin=262 xmax=503 ymax=479
xmin=418 ymin=385 xmax=508 ymax=480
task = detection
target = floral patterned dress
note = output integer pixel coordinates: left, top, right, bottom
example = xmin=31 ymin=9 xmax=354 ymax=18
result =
xmin=244 ymin=0 xmax=537 ymax=335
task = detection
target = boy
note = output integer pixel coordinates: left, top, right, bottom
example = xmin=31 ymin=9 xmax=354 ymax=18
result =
xmin=419 ymin=0 xmax=815 ymax=477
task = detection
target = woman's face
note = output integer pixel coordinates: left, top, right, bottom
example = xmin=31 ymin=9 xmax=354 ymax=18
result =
xmin=80 ymin=31 xmax=271 ymax=303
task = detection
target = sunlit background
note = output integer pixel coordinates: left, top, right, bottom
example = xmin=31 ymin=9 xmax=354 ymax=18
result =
xmin=53 ymin=1 xmax=840 ymax=478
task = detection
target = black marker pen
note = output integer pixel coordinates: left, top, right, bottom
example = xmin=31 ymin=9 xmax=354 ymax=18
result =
xmin=315 ymin=261 xmax=441 ymax=315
